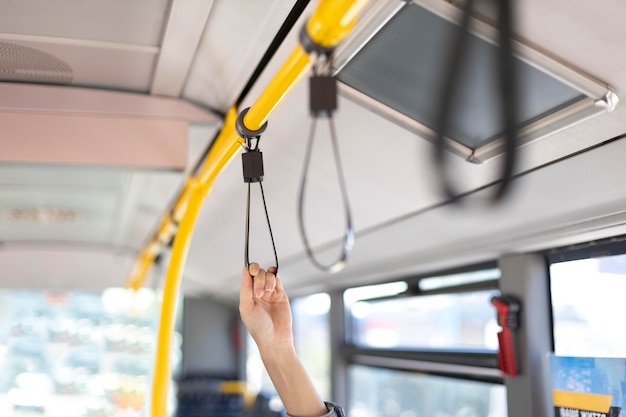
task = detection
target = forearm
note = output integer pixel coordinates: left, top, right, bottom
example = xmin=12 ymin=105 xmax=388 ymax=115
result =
xmin=259 ymin=345 xmax=328 ymax=417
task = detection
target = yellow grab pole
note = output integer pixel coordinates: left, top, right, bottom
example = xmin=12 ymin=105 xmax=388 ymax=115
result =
xmin=306 ymin=0 xmax=369 ymax=47
xmin=148 ymin=1 xmax=371 ymax=415
xmin=126 ymin=250 xmax=155 ymax=291
xmin=243 ymin=46 xmax=311 ymax=131
xmin=150 ymin=180 xmax=208 ymax=417
xmin=196 ymin=107 xmax=240 ymax=187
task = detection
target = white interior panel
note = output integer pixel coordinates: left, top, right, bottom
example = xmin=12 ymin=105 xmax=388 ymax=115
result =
xmin=182 ymin=0 xmax=298 ymax=112
xmin=0 ymin=247 xmax=158 ymax=289
xmin=0 ymin=37 xmax=158 ymax=91
xmin=0 ymin=0 xmax=171 ymax=45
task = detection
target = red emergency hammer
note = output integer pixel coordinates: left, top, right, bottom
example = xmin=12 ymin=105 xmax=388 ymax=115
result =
xmin=491 ymin=296 xmax=521 ymax=376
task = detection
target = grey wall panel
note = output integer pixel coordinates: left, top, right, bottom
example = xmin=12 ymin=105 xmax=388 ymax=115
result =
xmin=182 ymin=297 xmax=238 ymax=374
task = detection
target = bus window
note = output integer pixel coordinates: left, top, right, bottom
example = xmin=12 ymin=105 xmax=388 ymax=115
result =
xmin=550 ymin=252 xmax=626 ymax=357
xmin=347 ymin=290 xmax=499 ymax=351
xmin=292 ymin=293 xmax=331 ymax=400
xmin=341 ymin=266 xmax=505 ymax=417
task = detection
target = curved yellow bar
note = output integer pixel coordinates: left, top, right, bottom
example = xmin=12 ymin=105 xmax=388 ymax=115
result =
xmin=243 ymin=46 xmax=311 ymax=131
xmin=125 ymin=250 xmax=155 ymax=291
xmin=150 ymin=180 xmax=208 ymax=417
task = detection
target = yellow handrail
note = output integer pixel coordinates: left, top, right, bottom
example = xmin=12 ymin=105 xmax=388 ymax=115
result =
xmin=150 ymin=180 xmax=207 ymax=417
xmin=144 ymin=1 xmax=370 ymax=416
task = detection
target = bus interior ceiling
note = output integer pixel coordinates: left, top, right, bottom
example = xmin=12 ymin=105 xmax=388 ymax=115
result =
xmin=0 ymin=0 xmax=625 ymax=304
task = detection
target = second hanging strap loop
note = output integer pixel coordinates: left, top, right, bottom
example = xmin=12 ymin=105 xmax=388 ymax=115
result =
xmin=297 ymin=68 xmax=355 ymax=273
xmin=237 ymin=107 xmax=279 ymax=273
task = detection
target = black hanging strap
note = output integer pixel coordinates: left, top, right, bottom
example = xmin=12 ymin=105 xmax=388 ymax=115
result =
xmin=237 ymin=107 xmax=279 ymax=272
xmin=433 ymin=0 xmax=518 ymax=203
xmin=297 ymin=74 xmax=354 ymax=273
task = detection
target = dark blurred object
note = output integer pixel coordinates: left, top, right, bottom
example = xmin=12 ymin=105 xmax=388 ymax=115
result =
xmin=177 ymin=373 xmax=243 ymax=417
xmin=434 ymin=0 xmax=518 ymax=203
xmin=248 ymin=392 xmax=285 ymax=417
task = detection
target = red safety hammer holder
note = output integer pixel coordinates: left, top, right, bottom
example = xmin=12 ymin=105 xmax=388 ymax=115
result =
xmin=491 ymin=295 xmax=521 ymax=376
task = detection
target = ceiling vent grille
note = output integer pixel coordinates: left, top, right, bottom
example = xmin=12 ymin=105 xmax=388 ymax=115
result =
xmin=0 ymin=42 xmax=73 ymax=85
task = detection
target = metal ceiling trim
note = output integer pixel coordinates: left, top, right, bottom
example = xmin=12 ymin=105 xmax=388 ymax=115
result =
xmin=331 ymin=0 xmax=406 ymax=74
xmin=411 ymin=0 xmax=620 ymax=162
xmin=0 ymin=32 xmax=159 ymax=54
xmin=472 ymin=97 xmax=600 ymax=162
xmin=150 ymin=0 xmax=216 ymax=97
xmin=0 ymin=83 xmax=219 ymax=122
xmin=412 ymin=0 xmax=611 ymax=100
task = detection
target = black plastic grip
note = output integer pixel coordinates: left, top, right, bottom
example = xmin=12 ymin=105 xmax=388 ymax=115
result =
xmin=310 ymin=75 xmax=337 ymax=117
xmin=242 ymin=151 xmax=264 ymax=183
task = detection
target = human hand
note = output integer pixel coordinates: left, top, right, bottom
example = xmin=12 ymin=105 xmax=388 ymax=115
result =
xmin=239 ymin=263 xmax=293 ymax=353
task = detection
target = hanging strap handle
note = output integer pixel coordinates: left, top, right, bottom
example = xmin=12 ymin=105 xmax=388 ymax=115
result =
xmin=244 ymin=181 xmax=279 ymax=272
xmin=433 ymin=0 xmax=518 ymax=203
xmin=297 ymin=75 xmax=354 ymax=273
xmin=237 ymin=107 xmax=279 ymax=273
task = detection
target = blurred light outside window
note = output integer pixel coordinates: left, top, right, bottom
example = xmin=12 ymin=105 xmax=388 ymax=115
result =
xmin=419 ymin=268 xmax=500 ymax=291
xmin=292 ymin=293 xmax=331 ymax=400
xmin=245 ymin=332 xmax=276 ymax=395
xmin=345 ymin=282 xmax=499 ymax=351
xmin=0 ymin=288 xmax=182 ymax=417
xmin=551 ymin=254 xmax=626 ymax=357
xmin=347 ymin=365 xmax=507 ymax=417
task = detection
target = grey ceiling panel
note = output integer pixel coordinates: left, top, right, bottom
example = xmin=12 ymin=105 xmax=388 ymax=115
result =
xmin=0 ymin=38 xmax=157 ymax=92
xmin=337 ymin=3 xmax=585 ymax=149
xmin=0 ymin=0 xmax=171 ymax=45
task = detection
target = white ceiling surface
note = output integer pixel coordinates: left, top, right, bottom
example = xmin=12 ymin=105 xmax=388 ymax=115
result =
xmin=182 ymin=0 xmax=298 ymax=112
xmin=1 ymin=0 xmax=626 ymax=295
xmin=0 ymin=247 xmax=163 ymax=290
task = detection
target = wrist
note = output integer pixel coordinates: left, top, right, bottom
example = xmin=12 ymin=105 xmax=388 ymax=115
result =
xmin=258 ymin=341 xmax=296 ymax=364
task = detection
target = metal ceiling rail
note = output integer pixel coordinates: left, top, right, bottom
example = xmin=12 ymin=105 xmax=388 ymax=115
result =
xmin=127 ymin=1 xmax=371 ymax=416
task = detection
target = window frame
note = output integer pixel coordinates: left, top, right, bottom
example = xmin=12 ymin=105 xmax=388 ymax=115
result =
xmin=545 ymin=233 xmax=626 ymax=358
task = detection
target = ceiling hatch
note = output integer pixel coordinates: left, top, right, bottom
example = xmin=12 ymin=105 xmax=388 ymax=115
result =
xmin=335 ymin=0 xmax=618 ymax=162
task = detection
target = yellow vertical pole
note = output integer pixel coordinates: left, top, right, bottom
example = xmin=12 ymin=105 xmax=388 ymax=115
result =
xmin=150 ymin=180 xmax=207 ymax=417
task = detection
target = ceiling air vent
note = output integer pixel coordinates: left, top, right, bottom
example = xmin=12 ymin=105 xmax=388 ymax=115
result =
xmin=0 ymin=42 xmax=73 ymax=85
xmin=333 ymin=0 xmax=618 ymax=162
